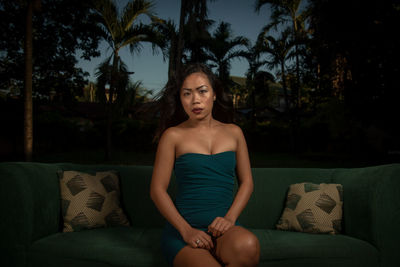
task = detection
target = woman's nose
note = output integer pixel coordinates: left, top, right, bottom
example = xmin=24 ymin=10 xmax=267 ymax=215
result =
xmin=192 ymin=92 xmax=200 ymax=103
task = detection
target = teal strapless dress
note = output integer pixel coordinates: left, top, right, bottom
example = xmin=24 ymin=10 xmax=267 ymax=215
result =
xmin=161 ymin=151 xmax=237 ymax=265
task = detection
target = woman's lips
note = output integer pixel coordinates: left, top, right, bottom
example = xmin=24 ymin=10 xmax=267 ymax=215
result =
xmin=192 ymin=108 xmax=203 ymax=114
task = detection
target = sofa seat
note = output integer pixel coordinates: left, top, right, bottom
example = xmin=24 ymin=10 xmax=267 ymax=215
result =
xmin=254 ymin=229 xmax=379 ymax=267
xmin=29 ymin=227 xmax=167 ymax=267
xmin=28 ymin=225 xmax=379 ymax=267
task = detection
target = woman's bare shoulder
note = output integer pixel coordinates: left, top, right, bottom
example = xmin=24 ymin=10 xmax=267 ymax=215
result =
xmin=219 ymin=122 xmax=243 ymax=137
xmin=160 ymin=126 xmax=183 ymax=139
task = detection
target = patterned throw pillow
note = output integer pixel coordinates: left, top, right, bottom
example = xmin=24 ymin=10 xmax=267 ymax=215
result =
xmin=58 ymin=170 xmax=130 ymax=232
xmin=276 ymin=182 xmax=343 ymax=234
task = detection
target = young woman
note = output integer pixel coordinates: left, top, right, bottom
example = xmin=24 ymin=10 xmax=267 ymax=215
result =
xmin=150 ymin=63 xmax=260 ymax=267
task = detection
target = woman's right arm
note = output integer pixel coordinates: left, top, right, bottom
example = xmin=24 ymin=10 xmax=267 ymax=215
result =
xmin=150 ymin=128 xmax=213 ymax=250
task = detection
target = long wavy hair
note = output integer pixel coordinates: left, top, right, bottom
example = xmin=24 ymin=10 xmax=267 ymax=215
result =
xmin=153 ymin=63 xmax=233 ymax=142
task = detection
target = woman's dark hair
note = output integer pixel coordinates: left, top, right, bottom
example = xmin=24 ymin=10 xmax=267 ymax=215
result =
xmin=153 ymin=63 xmax=233 ymax=142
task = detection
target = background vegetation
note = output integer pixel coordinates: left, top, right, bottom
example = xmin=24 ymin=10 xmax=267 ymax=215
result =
xmin=1 ymin=0 xmax=399 ymax=167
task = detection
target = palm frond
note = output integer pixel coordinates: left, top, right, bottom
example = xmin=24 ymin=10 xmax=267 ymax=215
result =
xmin=226 ymin=50 xmax=248 ymax=61
xmin=230 ymin=36 xmax=250 ymax=49
xmin=94 ymin=0 xmax=119 ymax=42
xmin=255 ymin=0 xmax=272 ymax=13
xmin=121 ymin=0 xmax=154 ymax=31
xmin=121 ymin=23 xmax=163 ymax=56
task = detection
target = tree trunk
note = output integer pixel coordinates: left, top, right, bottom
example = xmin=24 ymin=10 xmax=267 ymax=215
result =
xmin=176 ymin=0 xmax=186 ymax=77
xmin=251 ymin=86 xmax=256 ymax=127
xmin=105 ymin=110 xmax=112 ymax=161
xmin=24 ymin=0 xmax=34 ymax=162
xmin=295 ymin=44 xmax=301 ymax=109
xmin=281 ymin=62 xmax=289 ymax=112
xmin=104 ymin=52 xmax=119 ymax=161
xmin=168 ymin=33 xmax=177 ymax=81
xmin=293 ymin=17 xmax=301 ymax=110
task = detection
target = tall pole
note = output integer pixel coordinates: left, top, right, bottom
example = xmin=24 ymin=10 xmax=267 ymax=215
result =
xmin=24 ymin=0 xmax=34 ymax=162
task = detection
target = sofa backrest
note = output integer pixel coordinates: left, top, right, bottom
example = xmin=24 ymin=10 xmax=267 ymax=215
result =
xmin=0 ymin=162 xmax=337 ymax=236
xmin=57 ymin=164 xmax=342 ymax=229
xmin=53 ymin=162 xmax=400 ymax=247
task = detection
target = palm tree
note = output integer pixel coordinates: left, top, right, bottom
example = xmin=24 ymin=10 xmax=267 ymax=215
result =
xmin=261 ymin=28 xmax=294 ymax=112
xmin=175 ymin=0 xmax=216 ymax=74
xmin=96 ymin=59 xmax=144 ymax=112
xmin=156 ymin=13 xmax=213 ymax=82
xmin=92 ymin=0 xmax=163 ymax=160
xmin=243 ymin=40 xmax=269 ymax=123
xmin=23 ymin=0 xmax=41 ymax=161
xmin=255 ymin=0 xmax=310 ymax=109
xmin=262 ymin=28 xmax=300 ymax=152
xmin=183 ymin=15 xmax=214 ymax=64
xmin=153 ymin=19 xmax=178 ymax=81
xmin=206 ymin=22 xmax=248 ymax=85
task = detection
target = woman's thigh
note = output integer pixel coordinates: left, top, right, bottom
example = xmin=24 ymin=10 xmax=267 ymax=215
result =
xmin=215 ymin=226 xmax=260 ymax=266
xmin=173 ymin=245 xmax=222 ymax=267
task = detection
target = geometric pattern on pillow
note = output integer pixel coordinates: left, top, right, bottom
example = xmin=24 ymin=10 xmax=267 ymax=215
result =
xmin=58 ymin=170 xmax=130 ymax=232
xmin=276 ymin=182 xmax=343 ymax=234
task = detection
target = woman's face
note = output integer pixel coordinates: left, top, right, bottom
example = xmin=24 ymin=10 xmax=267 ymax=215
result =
xmin=180 ymin=72 xmax=216 ymax=121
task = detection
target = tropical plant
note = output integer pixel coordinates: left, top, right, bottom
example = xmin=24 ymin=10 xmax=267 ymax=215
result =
xmin=243 ymin=39 xmax=269 ymax=123
xmin=183 ymin=14 xmax=214 ymax=64
xmin=1 ymin=0 xmax=102 ymax=160
xmin=255 ymin=0 xmax=310 ymax=109
xmin=96 ymin=60 xmax=145 ymax=111
xmin=152 ymin=19 xmax=178 ymax=81
xmin=260 ymin=28 xmax=294 ymax=112
xmin=206 ymin=22 xmax=248 ymax=85
xmin=92 ymin=0 xmax=163 ymax=160
xmin=175 ymin=0 xmax=216 ymax=74
xmin=1 ymin=0 xmax=101 ymax=97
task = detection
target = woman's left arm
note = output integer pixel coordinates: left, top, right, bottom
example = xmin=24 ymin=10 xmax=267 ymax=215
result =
xmin=208 ymin=125 xmax=253 ymax=237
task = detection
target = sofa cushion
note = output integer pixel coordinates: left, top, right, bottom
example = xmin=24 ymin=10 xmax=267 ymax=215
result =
xmin=28 ymin=228 xmax=379 ymax=267
xmin=58 ymin=170 xmax=130 ymax=232
xmin=276 ymin=182 xmax=343 ymax=234
xmin=252 ymin=229 xmax=379 ymax=267
xmin=28 ymin=227 xmax=168 ymax=267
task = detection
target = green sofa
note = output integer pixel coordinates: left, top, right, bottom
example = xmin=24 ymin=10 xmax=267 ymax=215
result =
xmin=0 ymin=162 xmax=399 ymax=267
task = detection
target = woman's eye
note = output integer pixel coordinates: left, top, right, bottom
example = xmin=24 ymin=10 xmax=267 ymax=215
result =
xmin=200 ymin=90 xmax=207 ymax=94
xmin=183 ymin=92 xmax=190 ymax=96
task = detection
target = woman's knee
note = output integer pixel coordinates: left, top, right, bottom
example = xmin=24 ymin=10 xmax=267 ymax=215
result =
xmin=232 ymin=233 xmax=260 ymax=264
xmin=219 ymin=228 xmax=260 ymax=266
xmin=174 ymin=246 xmax=221 ymax=267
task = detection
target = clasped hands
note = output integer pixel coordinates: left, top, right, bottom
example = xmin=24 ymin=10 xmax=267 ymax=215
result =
xmin=183 ymin=217 xmax=234 ymax=250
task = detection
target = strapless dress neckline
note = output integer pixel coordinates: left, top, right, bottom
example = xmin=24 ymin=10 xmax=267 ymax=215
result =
xmin=175 ymin=150 xmax=236 ymax=160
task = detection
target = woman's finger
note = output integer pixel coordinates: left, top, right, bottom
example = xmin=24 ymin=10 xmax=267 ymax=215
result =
xmin=208 ymin=218 xmax=218 ymax=232
xmin=201 ymin=232 xmax=213 ymax=249
xmin=210 ymin=217 xmax=223 ymax=236
xmin=213 ymin=220 xmax=224 ymax=237
xmin=221 ymin=222 xmax=232 ymax=235
xmin=199 ymin=238 xmax=209 ymax=250
xmin=194 ymin=237 xmax=202 ymax=248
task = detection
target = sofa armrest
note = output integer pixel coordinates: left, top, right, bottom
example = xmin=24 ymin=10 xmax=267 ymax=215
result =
xmin=333 ymin=164 xmax=400 ymax=267
xmin=0 ymin=163 xmax=32 ymax=267
xmin=0 ymin=162 xmax=61 ymax=267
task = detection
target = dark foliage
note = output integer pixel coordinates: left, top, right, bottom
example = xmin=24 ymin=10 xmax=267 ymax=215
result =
xmin=0 ymin=0 xmax=102 ymax=103
xmin=308 ymin=0 xmax=400 ymax=135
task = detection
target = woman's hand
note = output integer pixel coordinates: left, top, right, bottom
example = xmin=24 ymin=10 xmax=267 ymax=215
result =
xmin=182 ymin=227 xmax=214 ymax=250
xmin=208 ymin=217 xmax=234 ymax=238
